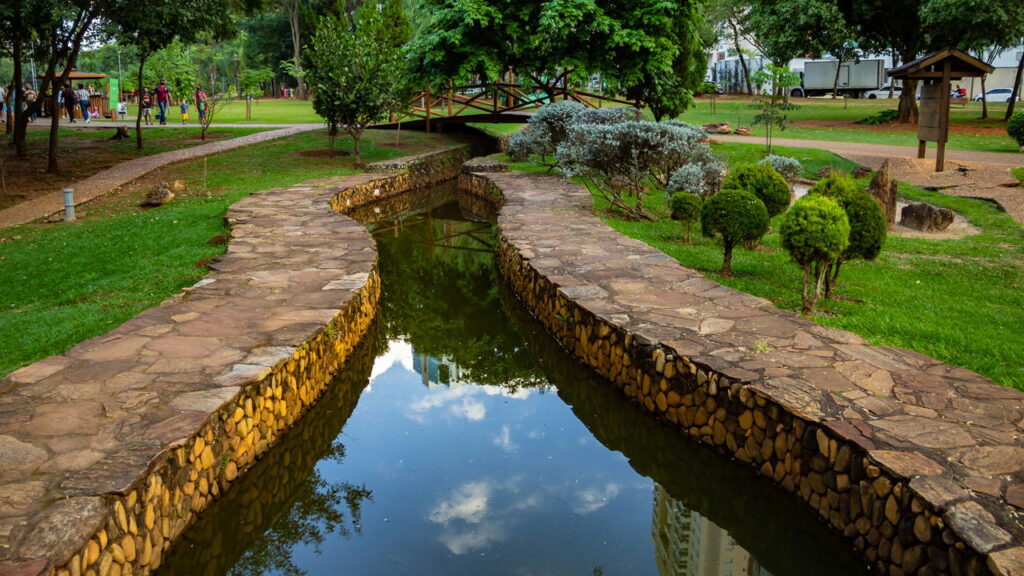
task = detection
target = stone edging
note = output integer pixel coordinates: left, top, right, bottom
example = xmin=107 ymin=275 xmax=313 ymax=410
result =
xmin=460 ymin=170 xmax=1024 ymax=576
xmin=0 ymin=146 xmax=470 ymax=576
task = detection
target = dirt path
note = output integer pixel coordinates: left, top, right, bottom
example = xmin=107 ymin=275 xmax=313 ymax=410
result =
xmin=0 ymin=125 xmax=322 ymax=229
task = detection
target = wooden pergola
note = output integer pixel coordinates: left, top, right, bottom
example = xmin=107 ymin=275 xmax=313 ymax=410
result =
xmin=888 ymin=49 xmax=993 ymax=172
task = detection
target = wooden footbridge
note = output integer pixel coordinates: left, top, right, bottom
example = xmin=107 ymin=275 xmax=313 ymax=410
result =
xmin=375 ymin=81 xmax=636 ymax=131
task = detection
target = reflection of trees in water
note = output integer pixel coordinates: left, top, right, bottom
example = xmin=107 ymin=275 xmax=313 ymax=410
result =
xmin=497 ymin=285 xmax=867 ymax=576
xmin=156 ymin=328 xmax=380 ymax=576
xmin=372 ymin=192 xmax=546 ymax=392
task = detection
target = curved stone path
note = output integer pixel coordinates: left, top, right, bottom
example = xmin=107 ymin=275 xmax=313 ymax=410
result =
xmin=0 ymin=125 xmax=321 ymax=229
xmin=472 ymin=170 xmax=1024 ymax=576
xmin=0 ymin=171 xmax=381 ymax=574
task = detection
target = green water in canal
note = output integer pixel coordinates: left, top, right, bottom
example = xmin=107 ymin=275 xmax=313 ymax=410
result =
xmin=157 ymin=183 xmax=868 ymax=576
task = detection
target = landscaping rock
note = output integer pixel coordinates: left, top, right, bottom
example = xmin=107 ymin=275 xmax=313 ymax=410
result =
xmin=462 ymin=155 xmax=509 ymax=174
xmin=141 ymin=182 xmax=174 ymax=207
xmin=900 ymin=202 xmax=955 ymax=232
xmin=734 ymin=127 xmax=752 ymax=136
xmin=816 ymin=166 xmax=846 ymax=179
xmin=701 ymin=122 xmax=732 ymax=134
xmin=853 ymin=166 xmax=872 ymax=179
xmin=869 ymin=159 xmax=899 ymax=228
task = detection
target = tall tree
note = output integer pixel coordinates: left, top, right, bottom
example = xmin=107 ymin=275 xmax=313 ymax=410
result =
xmin=705 ymin=0 xmax=754 ymax=94
xmin=305 ymin=0 xmax=410 ymax=165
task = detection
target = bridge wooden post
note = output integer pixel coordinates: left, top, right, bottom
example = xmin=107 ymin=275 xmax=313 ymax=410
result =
xmin=425 ymin=83 xmax=432 ymax=133
xmin=448 ymin=78 xmax=454 ymax=117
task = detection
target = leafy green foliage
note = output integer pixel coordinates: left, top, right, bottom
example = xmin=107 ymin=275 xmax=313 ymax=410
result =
xmin=1011 ymin=166 xmax=1024 ymax=184
xmin=1008 ymin=111 xmax=1024 ymax=147
xmin=807 ymin=174 xmax=861 ymax=198
xmin=721 ymin=163 xmax=791 ymax=218
xmin=856 ymin=109 xmax=899 ymax=126
xmin=808 ymin=175 xmax=887 ymax=295
xmin=780 ymin=195 xmax=850 ymax=315
xmin=669 ymin=192 xmax=702 ymax=244
xmin=749 ymin=65 xmax=801 ymax=154
xmin=747 ymin=0 xmax=850 ymax=66
xmin=700 ymin=188 xmax=769 ymax=277
xmin=304 ymin=0 xmax=409 ymax=165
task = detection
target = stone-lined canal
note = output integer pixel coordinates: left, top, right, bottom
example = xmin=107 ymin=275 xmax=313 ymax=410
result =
xmin=157 ymin=183 xmax=868 ymax=576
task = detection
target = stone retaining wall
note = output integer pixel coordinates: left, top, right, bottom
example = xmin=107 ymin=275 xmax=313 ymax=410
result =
xmin=460 ymin=170 xmax=1024 ymax=576
xmin=0 ymin=147 xmax=470 ymax=576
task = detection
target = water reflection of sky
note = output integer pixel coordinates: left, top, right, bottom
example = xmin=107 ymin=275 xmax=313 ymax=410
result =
xmin=303 ymin=340 xmax=656 ymax=576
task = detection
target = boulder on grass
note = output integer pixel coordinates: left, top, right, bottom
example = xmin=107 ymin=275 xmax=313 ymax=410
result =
xmin=734 ymin=127 xmax=752 ymax=136
xmin=701 ymin=122 xmax=732 ymax=134
xmin=141 ymin=183 xmax=175 ymax=207
xmin=170 ymin=179 xmax=188 ymax=193
xmin=900 ymin=202 xmax=955 ymax=231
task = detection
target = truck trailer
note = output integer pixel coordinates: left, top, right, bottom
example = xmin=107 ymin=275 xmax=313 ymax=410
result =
xmin=791 ymin=59 xmax=886 ymax=98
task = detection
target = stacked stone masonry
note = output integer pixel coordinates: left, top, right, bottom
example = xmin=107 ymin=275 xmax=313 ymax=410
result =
xmin=0 ymin=146 xmax=471 ymax=576
xmin=459 ymin=170 xmax=1024 ymax=576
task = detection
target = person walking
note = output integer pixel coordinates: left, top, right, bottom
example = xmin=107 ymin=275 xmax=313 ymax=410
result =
xmin=195 ymin=84 xmax=208 ymax=123
xmin=62 ymin=84 xmax=78 ymax=123
xmin=76 ymin=84 xmax=91 ymax=123
xmin=24 ymin=84 xmax=36 ymax=122
xmin=179 ymin=100 xmax=189 ymax=124
xmin=141 ymin=88 xmax=153 ymax=126
xmin=0 ymin=84 xmax=6 ymax=124
xmin=154 ymin=78 xmax=171 ymax=125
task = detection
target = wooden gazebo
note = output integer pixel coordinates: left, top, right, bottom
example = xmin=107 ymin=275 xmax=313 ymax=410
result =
xmin=888 ymin=49 xmax=993 ymax=172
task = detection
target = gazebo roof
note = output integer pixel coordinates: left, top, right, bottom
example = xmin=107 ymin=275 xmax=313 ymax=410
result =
xmin=888 ymin=48 xmax=993 ymax=80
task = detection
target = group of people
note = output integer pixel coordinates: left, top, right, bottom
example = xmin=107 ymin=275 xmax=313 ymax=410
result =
xmin=138 ymin=79 xmax=209 ymax=126
xmin=0 ymin=83 xmax=39 ymax=123
xmin=60 ymin=83 xmax=96 ymax=123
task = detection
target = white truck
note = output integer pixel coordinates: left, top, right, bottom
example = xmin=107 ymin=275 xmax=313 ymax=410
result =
xmin=790 ymin=59 xmax=886 ymax=98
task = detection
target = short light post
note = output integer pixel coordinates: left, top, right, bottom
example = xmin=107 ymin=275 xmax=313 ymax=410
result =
xmin=63 ymin=188 xmax=75 ymax=221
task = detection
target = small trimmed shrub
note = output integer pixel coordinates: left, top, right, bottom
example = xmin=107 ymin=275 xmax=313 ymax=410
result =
xmin=758 ymin=154 xmax=801 ymax=182
xmin=700 ymin=188 xmax=769 ymax=277
xmin=667 ymin=147 xmax=727 ymax=199
xmin=856 ymin=109 xmax=899 ymax=125
xmin=670 ymin=192 xmax=703 ymax=244
xmin=809 ymin=175 xmax=887 ymax=296
xmin=1012 ymin=166 xmax=1024 ymax=184
xmin=780 ymin=195 xmax=850 ymax=316
xmin=807 ymin=174 xmax=861 ymax=197
xmin=1008 ymin=111 xmax=1024 ymax=147
xmin=721 ymin=163 xmax=791 ymax=218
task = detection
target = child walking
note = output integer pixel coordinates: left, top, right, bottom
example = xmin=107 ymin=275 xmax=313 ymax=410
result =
xmin=179 ymin=100 xmax=189 ymax=124
xmin=141 ymin=89 xmax=153 ymax=126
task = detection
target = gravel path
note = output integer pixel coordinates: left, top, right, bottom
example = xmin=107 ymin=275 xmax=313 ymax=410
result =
xmin=0 ymin=124 xmax=322 ymax=229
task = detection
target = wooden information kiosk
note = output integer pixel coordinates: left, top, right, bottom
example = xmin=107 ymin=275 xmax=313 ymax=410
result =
xmin=887 ymin=49 xmax=993 ymax=172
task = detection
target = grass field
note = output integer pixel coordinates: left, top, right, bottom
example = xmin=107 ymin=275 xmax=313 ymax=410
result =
xmin=0 ymin=128 xmax=466 ymax=376
xmin=125 ymin=95 xmax=1024 ymax=154
xmin=504 ymin=143 xmax=1024 ymax=389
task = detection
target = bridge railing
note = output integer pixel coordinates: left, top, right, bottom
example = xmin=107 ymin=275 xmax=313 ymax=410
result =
xmin=388 ymin=82 xmax=636 ymax=127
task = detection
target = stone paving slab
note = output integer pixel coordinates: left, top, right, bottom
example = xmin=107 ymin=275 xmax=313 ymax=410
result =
xmin=0 ymin=172 xmax=383 ymax=572
xmin=480 ymin=171 xmax=1024 ymax=575
xmin=0 ymin=125 xmax=320 ymax=230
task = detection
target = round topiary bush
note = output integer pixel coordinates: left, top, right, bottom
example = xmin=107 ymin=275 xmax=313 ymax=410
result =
xmin=721 ymin=163 xmax=791 ymax=218
xmin=780 ymin=195 xmax=850 ymax=315
xmin=808 ymin=174 xmax=886 ymax=294
xmin=700 ymin=188 xmax=769 ymax=277
xmin=670 ymin=192 xmax=703 ymax=244
xmin=758 ymin=154 xmax=802 ymax=181
xmin=1008 ymin=110 xmax=1024 ymax=148
xmin=807 ymin=174 xmax=861 ymax=198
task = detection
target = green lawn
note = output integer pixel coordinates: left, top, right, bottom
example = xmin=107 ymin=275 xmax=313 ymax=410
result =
xmin=0 ymin=128 xmax=463 ymax=377
xmin=122 ymin=98 xmax=322 ymax=124
xmin=679 ymin=96 xmax=1019 ymax=153
xmin=504 ymin=143 xmax=1024 ymax=389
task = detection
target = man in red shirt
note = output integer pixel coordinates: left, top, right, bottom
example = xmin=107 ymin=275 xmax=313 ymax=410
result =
xmin=154 ymin=78 xmax=171 ymax=125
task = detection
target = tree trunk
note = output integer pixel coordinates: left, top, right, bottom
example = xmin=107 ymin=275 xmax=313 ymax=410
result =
xmin=980 ymin=75 xmax=988 ymax=119
xmin=136 ymin=55 xmax=148 ymax=150
xmin=730 ymin=20 xmax=752 ymax=95
xmin=832 ymin=58 xmax=843 ymax=99
xmin=9 ymin=38 xmax=22 ymax=136
xmin=897 ymin=78 xmax=919 ymax=124
xmin=286 ymin=0 xmax=306 ymax=99
xmin=1006 ymin=52 xmax=1024 ymax=120
xmin=721 ymin=243 xmax=734 ymax=278
xmin=801 ymin=266 xmax=815 ymax=316
xmin=46 ymin=90 xmax=61 ymax=173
